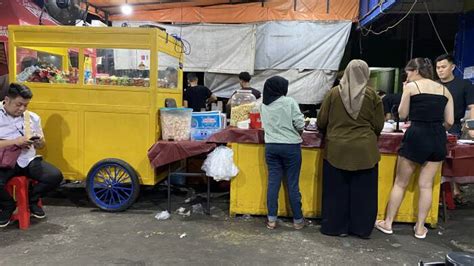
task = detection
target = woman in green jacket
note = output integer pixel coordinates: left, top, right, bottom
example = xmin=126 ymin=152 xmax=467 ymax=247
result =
xmin=317 ymin=60 xmax=385 ymax=238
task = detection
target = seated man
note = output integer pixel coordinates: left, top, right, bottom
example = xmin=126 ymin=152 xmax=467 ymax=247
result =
xmin=0 ymin=83 xmax=63 ymax=227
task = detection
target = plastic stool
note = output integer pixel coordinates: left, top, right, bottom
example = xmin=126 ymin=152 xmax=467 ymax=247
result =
xmin=5 ymin=176 xmax=42 ymax=230
xmin=441 ymin=182 xmax=456 ymax=210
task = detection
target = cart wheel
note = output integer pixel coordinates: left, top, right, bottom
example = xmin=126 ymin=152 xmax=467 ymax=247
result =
xmin=86 ymin=158 xmax=140 ymax=212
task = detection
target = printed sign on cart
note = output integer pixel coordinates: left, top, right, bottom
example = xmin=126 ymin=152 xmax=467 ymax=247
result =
xmin=191 ymin=111 xmax=223 ymax=141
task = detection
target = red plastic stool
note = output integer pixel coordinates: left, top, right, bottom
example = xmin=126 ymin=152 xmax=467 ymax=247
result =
xmin=5 ymin=176 xmax=42 ymax=230
xmin=441 ymin=182 xmax=456 ymax=210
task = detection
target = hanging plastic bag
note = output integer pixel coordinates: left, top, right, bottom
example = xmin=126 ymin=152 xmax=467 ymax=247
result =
xmin=201 ymin=146 xmax=239 ymax=181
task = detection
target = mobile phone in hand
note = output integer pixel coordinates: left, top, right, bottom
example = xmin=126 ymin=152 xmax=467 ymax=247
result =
xmin=29 ymin=136 xmax=41 ymax=141
xmin=466 ymin=119 xmax=474 ymax=130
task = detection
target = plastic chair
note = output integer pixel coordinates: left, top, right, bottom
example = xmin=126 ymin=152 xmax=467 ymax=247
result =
xmin=5 ymin=176 xmax=42 ymax=230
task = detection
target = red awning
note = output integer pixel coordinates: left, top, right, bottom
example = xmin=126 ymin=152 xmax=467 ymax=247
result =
xmin=0 ymin=0 xmax=57 ymax=42
xmin=109 ymin=0 xmax=359 ymax=23
xmin=0 ymin=0 xmax=58 ymax=74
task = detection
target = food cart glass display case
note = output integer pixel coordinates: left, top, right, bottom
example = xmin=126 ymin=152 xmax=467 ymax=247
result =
xmin=8 ymin=25 xmax=184 ymax=211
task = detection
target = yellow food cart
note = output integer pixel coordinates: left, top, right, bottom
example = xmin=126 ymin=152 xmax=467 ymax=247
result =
xmin=8 ymin=25 xmax=184 ymax=211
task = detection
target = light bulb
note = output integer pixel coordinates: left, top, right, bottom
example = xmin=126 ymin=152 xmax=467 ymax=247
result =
xmin=121 ymin=4 xmax=133 ymax=15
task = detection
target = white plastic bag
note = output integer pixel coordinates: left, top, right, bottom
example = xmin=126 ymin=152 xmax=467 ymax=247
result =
xmin=201 ymin=146 xmax=239 ymax=181
xmin=154 ymin=210 xmax=170 ymax=220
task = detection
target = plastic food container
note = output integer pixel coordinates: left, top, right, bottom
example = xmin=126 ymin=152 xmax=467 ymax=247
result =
xmin=160 ymin=108 xmax=193 ymax=141
xmin=229 ymin=90 xmax=256 ymax=126
xmin=190 ymin=111 xmax=223 ymax=141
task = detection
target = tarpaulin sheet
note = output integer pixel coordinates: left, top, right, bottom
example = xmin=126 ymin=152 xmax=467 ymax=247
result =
xmin=112 ymin=21 xmax=256 ymax=74
xmin=147 ymin=140 xmax=216 ymax=168
xmin=109 ymin=0 xmax=359 ymax=23
xmin=377 ymin=133 xmax=403 ymax=154
xmin=113 ymin=21 xmax=350 ymax=75
xmin=255 ymin=21 xmax=351 ymax=71
xmin=359 ymin=0 xmax=397 ymax=27
xmin=207 ymin=128 xmax=265 ymax=144
xmin=205 ymin=69 xmax=336 ymax=104
xmin=446 ymin=143 xmax=474 ymax=159
xmin=207 ymin=127 xmax=404 ymax=154
xmin=208 ymin=128 xmax=474 ymax=178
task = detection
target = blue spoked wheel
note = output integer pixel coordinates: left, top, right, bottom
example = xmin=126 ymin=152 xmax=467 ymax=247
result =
xmin=86 ymin=159 xmax=140 ymax=212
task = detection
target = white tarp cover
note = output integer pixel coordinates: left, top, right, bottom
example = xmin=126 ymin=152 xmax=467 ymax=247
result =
xmin=114 ymin=49 xmax=150 ymax=70
xmin=112 ymin=21 xmax=350 ymax=104
xmin=204 ymin=69 xmax=337 ymax=105
xmin=113 ymin=21 xmax=351 ymax=72
xmin=255 ymin=21 xmax=351 ymax=71
xmin=112 ymin=21 xmax=256 ymax=74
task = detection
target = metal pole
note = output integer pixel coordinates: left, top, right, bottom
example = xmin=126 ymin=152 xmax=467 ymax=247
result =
xmin=410 ymin=14 xmax=415 ymax=59
xmin=167 ymin=165 xmax=171 ymax=212
xmin=327 ymin=0 xmax=330 ymax=14
xmin=207 ymin=176 xmax=211 ymax=215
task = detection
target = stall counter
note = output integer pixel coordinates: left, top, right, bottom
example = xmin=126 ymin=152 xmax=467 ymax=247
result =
xmin=209 ymin=128 xmax=441 ymax=227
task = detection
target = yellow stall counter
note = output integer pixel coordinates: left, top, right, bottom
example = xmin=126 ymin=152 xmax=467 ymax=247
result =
xmin=230 ymin=143 xmax=440 ymax=227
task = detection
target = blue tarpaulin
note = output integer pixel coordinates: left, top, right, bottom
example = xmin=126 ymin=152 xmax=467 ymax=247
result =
xmin=455 ymin=11 xmax=474 ymax=82
xmin=359 ymin=0 xmax=399 ymax=27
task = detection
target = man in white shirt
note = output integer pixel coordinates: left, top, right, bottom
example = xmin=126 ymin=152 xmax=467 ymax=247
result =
xmin=0 ymin=83 xmax=63 ymax=227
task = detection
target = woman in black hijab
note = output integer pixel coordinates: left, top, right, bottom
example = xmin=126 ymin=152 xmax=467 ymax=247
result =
xmin=262 ymin=76 xmax=288 ymax=105
xmin=260 ymin=76 xmax=306 ymax=230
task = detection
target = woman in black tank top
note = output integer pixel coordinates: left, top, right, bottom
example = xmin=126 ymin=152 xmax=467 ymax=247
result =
xmin=375 ymin=58 xmax=454 ymax=239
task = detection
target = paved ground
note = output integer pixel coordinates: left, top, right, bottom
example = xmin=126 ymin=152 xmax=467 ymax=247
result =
xmin=0 ymin=183 xmax=473 ymax=265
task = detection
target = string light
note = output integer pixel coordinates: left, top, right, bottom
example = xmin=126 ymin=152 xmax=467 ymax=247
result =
xmin=121 ymin=0 xmax=133 ymax=15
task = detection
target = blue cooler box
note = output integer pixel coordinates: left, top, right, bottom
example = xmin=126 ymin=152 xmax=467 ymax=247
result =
xmin=191 ymin=111 xmax=223 ymax=140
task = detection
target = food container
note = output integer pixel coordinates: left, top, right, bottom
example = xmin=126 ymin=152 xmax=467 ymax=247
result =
xmin=447 ymin=134 xmax=458 ymax=144
xmin=237 ymin=119 xmax=250 ymax=129
xmin=190 ymin=111 xmax=223 ymax=140
xmin=229 ymin=90 xmax=256 ymax=126
xmin=382 ymin=122 xmax=395 ymax=133
xmin=304 ymin=118 xmax=318 ymax=131
xmin=249 ymin=105 xmax=261 ymax=129
xmin=160 ymin=108 xmax=193 ymax=141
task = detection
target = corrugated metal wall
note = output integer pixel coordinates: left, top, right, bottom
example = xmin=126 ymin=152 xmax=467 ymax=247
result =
xmin=455 ymin=11 xmax=474 ymax=82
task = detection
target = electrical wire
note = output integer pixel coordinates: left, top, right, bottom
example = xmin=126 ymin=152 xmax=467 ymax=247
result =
xmin=173 ymin=31 xmax=191 ymax=56
xmin=173 ymin=0 xmax=191 ymax=56
xmin=359 ymin=0 xmax=464 ymax=75
xmin=360 ymin=0 xmax=418 ymax=36
xmin=423 ymin=1 xmax=448 ymax=54
xmin=423 ymin=1 xmax=463 ymax=74
xmin=39 ymin=6 xmax=46 ymax=25
xmin=359 ymin=0 xmax=385 ymax=22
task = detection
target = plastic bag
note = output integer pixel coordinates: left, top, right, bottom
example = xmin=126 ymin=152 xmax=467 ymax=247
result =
xmin=154 ymin=210 xmax=170 ymax=220
xmin=201 ymin=146 xmax=239 ymax=181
